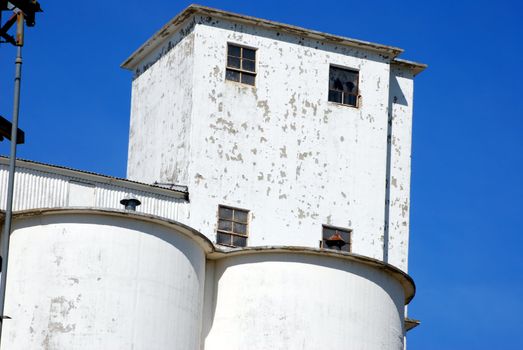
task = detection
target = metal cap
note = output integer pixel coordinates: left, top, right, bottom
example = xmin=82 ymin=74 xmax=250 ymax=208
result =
xmin=120 ymin=195 xmax=141 ymax=211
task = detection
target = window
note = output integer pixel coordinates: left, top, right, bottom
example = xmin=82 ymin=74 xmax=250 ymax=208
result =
xmin=216 ymin=205 xmax=249 ymax=247
xmin=225 ymin=44 xmax=256 ymax=86
xmin=320 ymin=225 xmax=351 ymax=252
xmin=328 ymin=66 xmax=359 ymax=107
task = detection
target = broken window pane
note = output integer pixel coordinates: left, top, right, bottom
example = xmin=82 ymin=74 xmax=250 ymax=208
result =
xmin=328 ymin=66 xmax=359 ymax=107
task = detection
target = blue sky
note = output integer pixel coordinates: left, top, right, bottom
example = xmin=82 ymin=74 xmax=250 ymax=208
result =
xmin=1 ymin=1 xmax=522 ymax=348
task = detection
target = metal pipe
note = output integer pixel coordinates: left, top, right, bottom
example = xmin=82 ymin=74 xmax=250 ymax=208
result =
xmin=0 ymin=43 xmax=23 ymax=342
xmin=383 ymin=108 xmax=393 ymax=264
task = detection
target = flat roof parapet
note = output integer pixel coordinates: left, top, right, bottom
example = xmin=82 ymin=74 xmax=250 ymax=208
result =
xmin=121 ymin=4 xmax=426 ymax=72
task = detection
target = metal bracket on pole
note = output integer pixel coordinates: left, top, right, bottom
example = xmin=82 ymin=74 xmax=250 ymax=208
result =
xmin=0 ymin=12 xmax=17 ymax=45
xmin=0 ymin=1 xmax=42 ymax=45
xmin=0 ymin=115 xmax=25 ymax=143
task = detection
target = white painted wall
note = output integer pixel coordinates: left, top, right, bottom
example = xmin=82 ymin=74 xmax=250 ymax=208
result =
xmin=386 ymin=66 xmax=414 ymax=271
xmin=188 ymin=18 xmax=392 ymax=260
xmin=127 ymin=14 xmax=416 ymax=270
xmin=204 ymin=252 xmax=405 ymax=350
xmin=127 ymin=18 xmax=196 ymax=186
xmin=1 ymin=212 xmax=206 ymax=350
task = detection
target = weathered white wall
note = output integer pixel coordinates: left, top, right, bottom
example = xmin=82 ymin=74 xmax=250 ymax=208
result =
xmin=126 ymin=15 xmax=416 ymax=270
xmin=386 ymin=66 xmax=414 ymax=271
xmin=1 ymin=212 xmax=206 ymax=350
xmin=187 ymin=17 xmax=391 ymax=260
xmin=127 ymin=18 xmax=196 ymax=186
xmin=204 ymin=252 xmax=405 ymax=350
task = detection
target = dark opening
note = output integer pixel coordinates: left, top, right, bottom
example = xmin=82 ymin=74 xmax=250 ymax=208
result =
xmin=328 ymin=66 xmax=359 ymax=107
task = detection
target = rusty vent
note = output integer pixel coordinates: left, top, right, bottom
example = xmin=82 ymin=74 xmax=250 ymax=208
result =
xmin=321 ymin=225 xmax=351 ymax=252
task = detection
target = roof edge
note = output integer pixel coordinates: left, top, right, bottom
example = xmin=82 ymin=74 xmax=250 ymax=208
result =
xmin=405 ymin=317 xmax=421 ymax=332
xmin=209 ymin=245 xmax=416 ymax=304
xmin=121 ymin=5 xmax=200 ymax=70
xmin=7 ymin=207 xmax=214 ymax=253
xmin=121 ymin=4 xmax=405 ymax=70
xmin=392 ymin=58 xmax=428 ymax=76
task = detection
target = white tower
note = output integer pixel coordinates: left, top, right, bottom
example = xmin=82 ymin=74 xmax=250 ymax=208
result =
xmin=123 ymin=5 xmax=425 ymax=273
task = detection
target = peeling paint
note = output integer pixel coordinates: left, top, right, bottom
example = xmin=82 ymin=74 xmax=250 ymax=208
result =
xmin=127 ymin=13 xmax=416 ymax=272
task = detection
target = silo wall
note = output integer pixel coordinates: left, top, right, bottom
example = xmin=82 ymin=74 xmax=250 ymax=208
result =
xmin=1 ymin=210 xmax=207 ymax=350
xmin=204 ymin=252 xmax=406 ymax=350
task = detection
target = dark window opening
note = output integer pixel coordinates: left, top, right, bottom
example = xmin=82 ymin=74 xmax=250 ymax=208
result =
xmin=328 ymin=66 xmax=359 ymax=107
xmin=217 ymin=205 xmax=249 ymax=247
xmin=320 ymin=225 xmax=351 ymax=252
xmin=226 ymin=44 xmax=256 ymax=86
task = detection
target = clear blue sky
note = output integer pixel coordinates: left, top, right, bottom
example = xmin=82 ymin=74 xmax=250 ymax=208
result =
xmin=1 ymin=1 xmax=522 ymax=348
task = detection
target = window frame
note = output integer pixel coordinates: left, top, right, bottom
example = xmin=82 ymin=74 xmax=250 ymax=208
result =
xmin=327 ymin=64 xmax=360 ymax=108
xmin=225 ymin=43 xmax=257 ymax=86
xmin=320 ymin=224 xmax=352 ymax=252
xmin=216 ymin=204 xmax=250 ymax=247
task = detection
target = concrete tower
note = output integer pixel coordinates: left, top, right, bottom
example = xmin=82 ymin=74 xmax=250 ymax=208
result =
xmin=123 ymin=5 xmax=425 ymax=273
xmin=0 ymin=5 xmax=425 ymax=350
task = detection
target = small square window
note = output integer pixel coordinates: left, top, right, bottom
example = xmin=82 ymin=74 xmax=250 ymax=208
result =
xmin=226 ymin=44 xmax=256 ymax=86
xmin=320 ymin=225 xmax=351 ymax=252
xmin=217 ymin=205 xmax=249 ymax=247
xmin=328 ymin=66 xmax=359 ymax=107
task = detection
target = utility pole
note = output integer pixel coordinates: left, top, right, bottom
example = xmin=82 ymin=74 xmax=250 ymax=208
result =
xmin=0 ymin=1 xmax=42 ymax=345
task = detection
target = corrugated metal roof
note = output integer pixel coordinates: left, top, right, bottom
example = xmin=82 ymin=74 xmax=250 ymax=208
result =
xmin=0 ymin=156 xmax=188 ymax=198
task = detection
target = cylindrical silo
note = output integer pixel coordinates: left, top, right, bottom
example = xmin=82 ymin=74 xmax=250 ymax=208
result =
xmin=204 ymin=249 xmax=414 ymax=350
xmin=0 ymin=208 xmax=212 ymax=350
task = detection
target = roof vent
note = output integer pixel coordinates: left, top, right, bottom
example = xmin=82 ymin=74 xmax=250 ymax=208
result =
xmin=325 ymin=232 xmax=347 ymax=250
xmin=120 ymin=195 xmax=141 ymax=211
